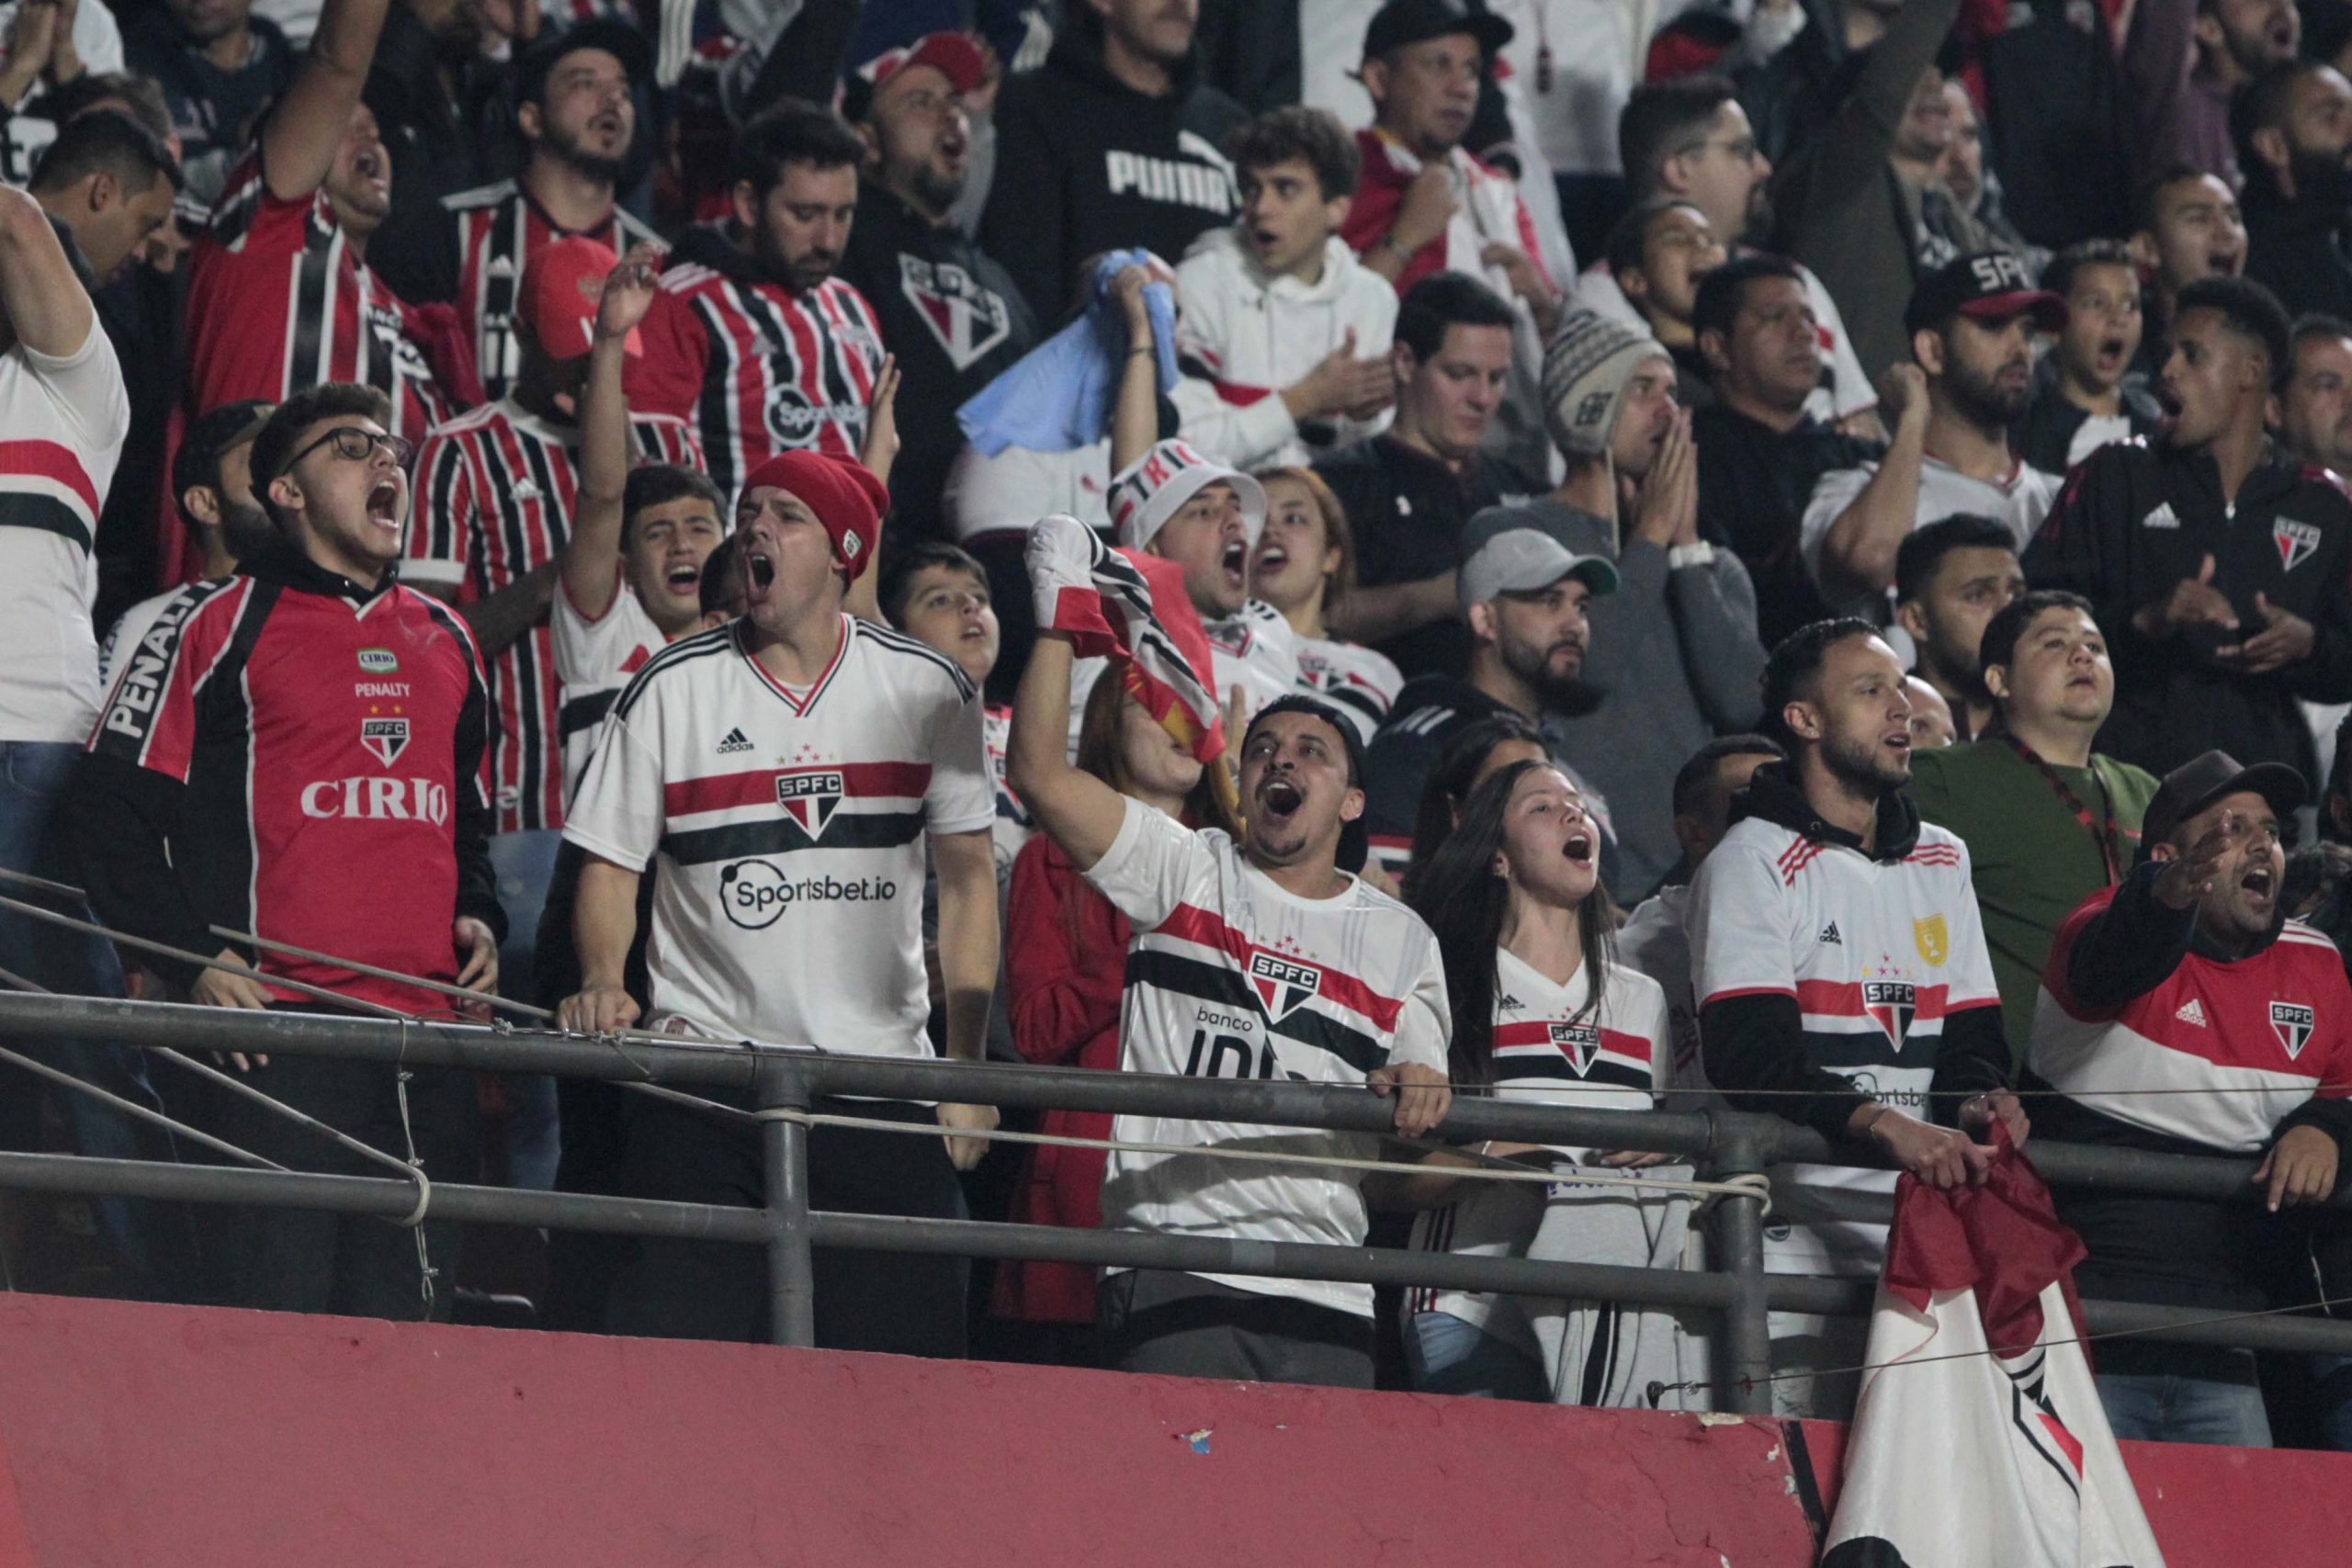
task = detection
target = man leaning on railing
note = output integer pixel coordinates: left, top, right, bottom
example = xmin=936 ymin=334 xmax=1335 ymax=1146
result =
xmin=2027 ymin=750 xmax=2352 ymax=1448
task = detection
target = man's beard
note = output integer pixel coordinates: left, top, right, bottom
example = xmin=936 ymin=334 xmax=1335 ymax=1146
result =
xmin=220 ymin=497 xmax=278 ymax=564
xmin=1501 ymin=631 xmax=1602 ymax=714
xmin=903 ymin=158 xmax=964 ymax=215
xmin=754 ymin=231 xmax=838 ymax=292
xmin=2289 ymin=150 xmax=2352 ymax=209
xmin=547 ymin=126 xmax=628 ymax=186
xmin=1822 ymin=728 xmax=1906 ymax=794
xmin=1946 ymin=355 xmax=2030 ymax=428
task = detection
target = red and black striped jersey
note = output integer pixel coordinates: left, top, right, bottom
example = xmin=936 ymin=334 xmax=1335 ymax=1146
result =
xmin=78 ymin=547 xmax=501 ymax=1015
xmin=624 ymin=226 xmax=885 ymax=497
xmin=406 ymin=398 xmax=702 ymax=833
xmin=441 ymin=178 xmax=664 ymax=402
xmin=186 ymin=148 xmax=456 ymax=442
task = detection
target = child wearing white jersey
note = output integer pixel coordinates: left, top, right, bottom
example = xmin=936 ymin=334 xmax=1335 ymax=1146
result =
xmin=1012 ymin=512 xmax=1453 ymax=1387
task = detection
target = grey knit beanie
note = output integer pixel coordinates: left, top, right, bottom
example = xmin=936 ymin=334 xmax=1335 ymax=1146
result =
xmin=1541 ymin=310 xmax=1670 ymax=458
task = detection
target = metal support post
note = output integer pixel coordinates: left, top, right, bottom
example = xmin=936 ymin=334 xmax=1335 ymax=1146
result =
xmin=1705 ymin=1115 xmax=1775 ymax=1416
xmin=756 ymin=1055 xmax=816 ymax=1348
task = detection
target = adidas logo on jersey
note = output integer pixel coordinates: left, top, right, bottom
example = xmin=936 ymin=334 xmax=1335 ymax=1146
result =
xmin=2141 ymin=502 xmax=2181 ymax=530
xmin=1497 ymin=994 xmax=1522 ymax=1010
xmin=1818 ymin=922 xmax=1843 ymax=945
xmin=2175 ymin=998 xmax=2208 ymax=1028
xmin=716 ymin=728 xmax=753 ymax=755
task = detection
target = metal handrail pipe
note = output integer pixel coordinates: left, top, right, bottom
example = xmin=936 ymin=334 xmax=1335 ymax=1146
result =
xmin=0 ymin=1152 xmax=771 ymax=1245
xmin=0 ymin=994 xmax=2345 ymax=1209
xmin=10 ymin=1149 xmax=2352 ymax=1360
xmin=0 ymin=993 xmax=1743 ymax=1157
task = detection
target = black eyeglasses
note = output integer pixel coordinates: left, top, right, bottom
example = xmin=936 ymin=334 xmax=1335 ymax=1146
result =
xmin=278 ymin=426 xmax=414 ymax=476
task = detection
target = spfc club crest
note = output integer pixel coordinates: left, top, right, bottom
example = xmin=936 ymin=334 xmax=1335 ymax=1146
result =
xmin=2275 ymin=517 xmax=2322 ymax=572
xmin=1863 ymin=980 xmax=1916 ymax=1047
xmin=360 ymin=716 xmax=409 ymax=766
xmin=1548 ymin=1021 xmax=1600 ymax=1076
xmin=775 ymin=770 xmax=845 ymax=839
xmin=2272 ymin=1000 xmax=2316 ymax=1060
xmin=1248 ymin=950 xmax=1322 ymax=1022
xmin=899 ymin=254 xmax=1011 ymax=371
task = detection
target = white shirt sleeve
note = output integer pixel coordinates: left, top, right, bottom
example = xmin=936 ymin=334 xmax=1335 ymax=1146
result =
xmin=1386 ymin=930 xmax=1453 ymax=1072
xmin=1799 ymin=462 xmax=1878 ymax=591
xmin=1688 ymin=836 xmax=1804 ymax=1010
xmin=19 ymin=315 xmax=129 ymax=458
xmin=562 ymin=690 xmax=669 ymax=872
xmin=1802 ymin=266 xmax=1878 ymax=421
xmin=1937 ymin=843 xmax=2005 ymax=1014
xmin=924 ymin=678 xmax=997 ymax=838
xmin=74 ymin=0 xmax=124 ymax=73
xmin=551 ymin=569 xmax=653 ymax=689
xmin=1082 ymin=794 xmax=1216 ymax=933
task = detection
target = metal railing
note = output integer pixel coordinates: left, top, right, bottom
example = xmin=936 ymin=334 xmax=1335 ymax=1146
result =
xmin=0 ymin=990 xmax=2346 ymax=1415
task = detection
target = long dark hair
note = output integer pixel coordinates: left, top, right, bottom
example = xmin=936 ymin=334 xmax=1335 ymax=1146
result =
xmin=1400 ymin=712 xmax=1548 ymax=902
xmin=1408 ymin=759 xmax=1618 ymax=1090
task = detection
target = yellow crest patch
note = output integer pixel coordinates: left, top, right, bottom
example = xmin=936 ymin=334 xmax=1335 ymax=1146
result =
xmin=1914 ymin=915 xmax=1949 ymax=967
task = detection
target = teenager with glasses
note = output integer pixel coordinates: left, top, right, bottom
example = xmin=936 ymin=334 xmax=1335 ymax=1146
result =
xmin=76 ymin=380 xmax=504 ymax=1320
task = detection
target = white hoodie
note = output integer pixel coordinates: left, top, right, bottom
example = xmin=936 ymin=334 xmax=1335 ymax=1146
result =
xmin=1174 ymin=229 xmax=1399 ymax=471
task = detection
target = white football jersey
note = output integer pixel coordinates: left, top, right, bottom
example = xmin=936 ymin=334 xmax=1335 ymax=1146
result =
xmin=1619 ymin=883 xmax=1716 ymax=1102
xmin=551 ymin=570 xmax=670 ymax=807
xmin=1295 ymin=635 xmax=1404 ymax=742
xmin=1688 ymin=816 xmax=2001 ymax=1276
xmin=982 ymin=702 xmax=1032 ymax=867
xmin=1085 ymin=797 xmax=1451 ymax=1317
xmin=1201 ymin=599 xmax=1303 ymax=721
xmin=564 ymin=615 xmax=994 ymax=1058
xmin=1407 ymin=949 xmax=1669 ymax=1350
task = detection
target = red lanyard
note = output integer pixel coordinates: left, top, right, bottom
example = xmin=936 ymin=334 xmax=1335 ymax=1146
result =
xmin=1996 ymin=732 xmax=2125 ymax=886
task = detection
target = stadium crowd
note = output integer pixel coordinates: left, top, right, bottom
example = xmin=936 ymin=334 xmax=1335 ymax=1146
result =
xmin=5 ymin=0 xmax=2352 ymax=1450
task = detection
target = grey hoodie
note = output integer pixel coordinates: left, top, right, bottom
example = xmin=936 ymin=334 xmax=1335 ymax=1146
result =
xmin=1475 ymin=498 xmax=1769 ymax=898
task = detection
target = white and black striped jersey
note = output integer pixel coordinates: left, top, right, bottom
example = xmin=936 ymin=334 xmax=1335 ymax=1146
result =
xmin=0 ymin=314 xmax=128 ymax=742
xmin=563 ymin=615 xmax=994 ymax=1056
xmin=1407 ymin=949 xmax=1669 ymax=1348
xmin=1084 ymin=797 xmax=1451 ymax=1318
xmin=1200 ymin=598 xmax=1303 ymax=721
xmin=550 ymin=570 xmax=668 ymax=811
xmin=406 ymin=399 xmax=702 ymax=832
xmin=625 ymin=227 xmax=886 ymax=498
xmin=441 ymin=178 xmax=664 ymax=402
xmin=1294 ymin=635 xmax=1402 ymax=743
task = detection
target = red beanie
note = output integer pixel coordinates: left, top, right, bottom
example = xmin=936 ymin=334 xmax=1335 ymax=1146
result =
xmin=737 ymin=452 xmax=889 ymax=574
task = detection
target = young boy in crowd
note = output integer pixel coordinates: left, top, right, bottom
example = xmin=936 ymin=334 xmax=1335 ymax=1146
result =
xmin=1605 ymin=198 xmax=1728 ymax=407
xmin=2015 ymin=240 xmax=2162 ymax=474
xmin=1175 ymin=105 xmax=1400 ymax=470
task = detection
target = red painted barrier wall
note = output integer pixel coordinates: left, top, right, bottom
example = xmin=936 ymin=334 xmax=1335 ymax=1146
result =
xmin=0 ymin=1292 xmax=2342 ymax=1566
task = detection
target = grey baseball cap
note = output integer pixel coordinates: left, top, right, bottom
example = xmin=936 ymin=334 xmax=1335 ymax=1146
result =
xmin=1458 ymin=526 xmax=1619 ymax=613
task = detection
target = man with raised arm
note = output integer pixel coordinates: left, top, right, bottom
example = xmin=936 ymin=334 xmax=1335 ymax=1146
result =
xmin=183 ymin=0 xmax=454 ymax=442
xmin=557 ymin=437 xmax=997 ymax=1358
xmin=1010 ymin=513 xmax=1452 ymax=1387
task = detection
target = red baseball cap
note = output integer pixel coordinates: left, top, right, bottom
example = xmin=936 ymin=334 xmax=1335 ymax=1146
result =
xmin=522 ymin=235 xmax=639 ymax=361
xmin=842 ymin=33 xmax=986 ymax=121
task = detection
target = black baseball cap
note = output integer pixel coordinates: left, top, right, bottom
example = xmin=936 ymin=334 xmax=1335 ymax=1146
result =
xmin=2137 ymin=749 xmax=2306 ymax=859
xmin=514 ymin=19 xmax=654 ymax=110
xmin=1902 ymin=251 xmax=2068 ymax=337
xmin=1363 ymin=0 xmax=1514 ymax=63
xmin=1243 ymin=694 xmax=1373 ymax=874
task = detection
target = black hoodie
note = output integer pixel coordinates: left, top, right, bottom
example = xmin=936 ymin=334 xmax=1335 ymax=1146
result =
xmin=979 ymin=29 xmax=1245 ymax=321
xmin=1698 ymin=761 xmax=2011 ymax=1145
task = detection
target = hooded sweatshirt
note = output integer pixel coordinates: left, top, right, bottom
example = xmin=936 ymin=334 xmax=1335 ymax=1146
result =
xmin=1173 ymin=228 xmax=1397 ymax=469
xmin=979 ymin=31 xmax=1247 ymax=322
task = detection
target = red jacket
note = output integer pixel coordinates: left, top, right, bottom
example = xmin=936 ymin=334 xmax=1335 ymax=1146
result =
xmin=990 ymin=831 xmax=1130 ymax=1325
